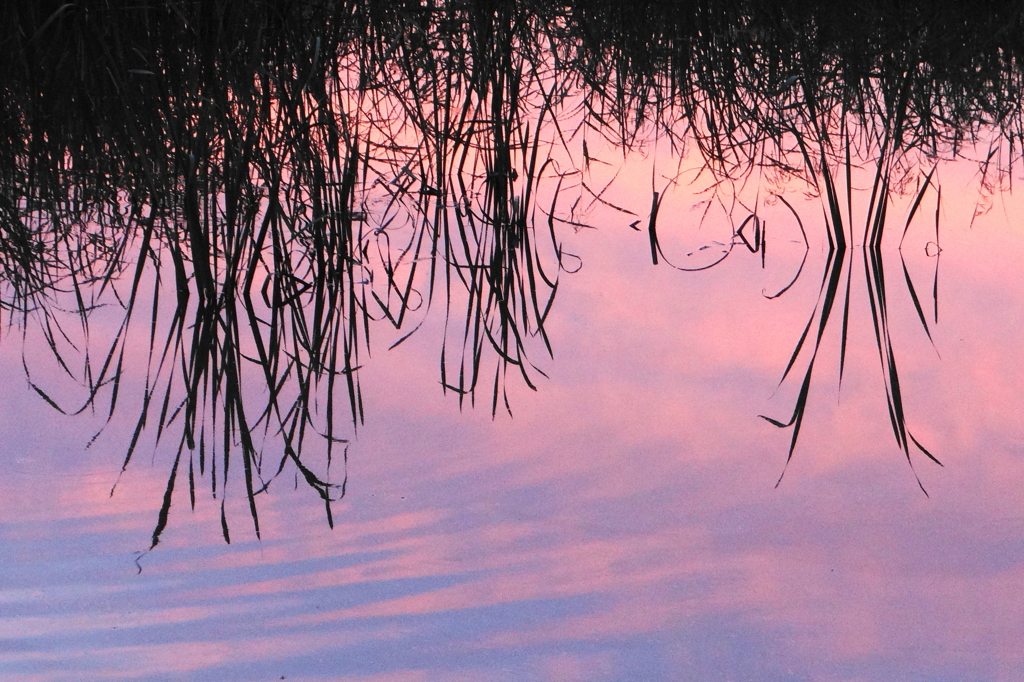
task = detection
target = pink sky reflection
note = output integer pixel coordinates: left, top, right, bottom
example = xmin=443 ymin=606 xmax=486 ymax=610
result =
xmin=6 ymin=148 xmax=1024 ymax=681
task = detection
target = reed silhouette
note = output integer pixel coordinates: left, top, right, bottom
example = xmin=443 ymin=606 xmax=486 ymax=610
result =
xmin=1 ymin=0 xmax=1020 ymax=541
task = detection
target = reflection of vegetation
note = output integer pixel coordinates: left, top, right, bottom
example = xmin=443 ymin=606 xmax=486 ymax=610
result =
xmin=1 ymin=0 xmax=1020 ymax=540
xmin=760 ymin=124 xmax=943 ymax=492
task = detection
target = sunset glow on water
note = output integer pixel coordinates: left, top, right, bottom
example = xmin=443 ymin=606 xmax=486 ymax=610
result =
xmin=5 ymin=2 xmax=1024 ymax=679
xmin=5 ymin=140 xmax=1024 ymax=681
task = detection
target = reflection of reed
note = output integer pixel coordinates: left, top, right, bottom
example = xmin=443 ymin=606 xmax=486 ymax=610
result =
xmin=760 ymin=104 xmax=943 ymax=491
xmin=390 ymin=3 xmax=565 ymax=415
xmin=0 ymin=0 xmax=1015 ymax=539
xmin=0 ymin=0 xmax=576 ymax=543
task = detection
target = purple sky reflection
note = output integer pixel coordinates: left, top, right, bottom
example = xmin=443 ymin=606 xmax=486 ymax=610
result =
xmin=4 ymin=151 xmax=1024 ymax=682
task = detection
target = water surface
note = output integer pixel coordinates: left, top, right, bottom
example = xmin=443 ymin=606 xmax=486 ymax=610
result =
xmin=4 ymin=2 xmax=1024 ymax=680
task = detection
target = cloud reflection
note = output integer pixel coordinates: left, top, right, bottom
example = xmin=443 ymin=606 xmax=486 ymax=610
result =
xmin=6 ymin=154 xmax=1024 ymax=682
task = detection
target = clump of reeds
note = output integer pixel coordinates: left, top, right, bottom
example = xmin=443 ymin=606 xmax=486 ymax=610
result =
xmin=1 ymin=0 xmax=1021 ymax=540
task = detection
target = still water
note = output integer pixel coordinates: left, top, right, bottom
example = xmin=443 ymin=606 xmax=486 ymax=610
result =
xmin=3 ymin=141 xmax=1024 ymax=681
xmin=5 ymin=1 xmax=1024 ymax=677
